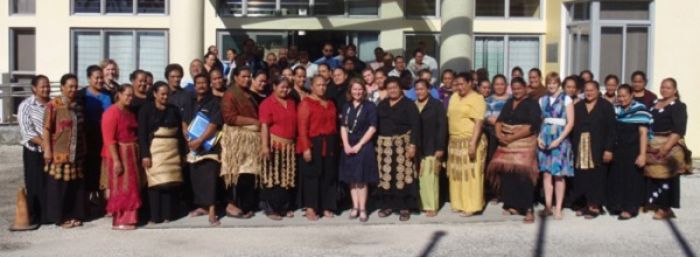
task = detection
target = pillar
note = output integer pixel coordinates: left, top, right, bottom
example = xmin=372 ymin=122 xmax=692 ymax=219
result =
xmin=439 ymin=0 xmax=474 ymax=73
xmin=169 ymin=0 xmax=204 ymax=70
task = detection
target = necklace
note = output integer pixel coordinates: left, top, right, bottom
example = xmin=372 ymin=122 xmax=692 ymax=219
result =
xmin=345 ymin=102 xmax=364 ymax=134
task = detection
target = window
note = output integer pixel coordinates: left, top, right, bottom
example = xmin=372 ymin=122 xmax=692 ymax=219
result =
xmin=72 ymin=29 xmax=168 ymax=84
xmin=10 ymin=28 xmax=36 ymax=82
xmin=219 ymin=0 xmax=379 ymax=17
xmin=475 ymin=35 xmax=540 ymax=76
xmin=404 ymin=33 xmax=440 ymax=60
xmin=476 ymin=0 xmax=541 ymax=18
xmin=10 ymin=0 xmax=35 ymax=14
xmin=566 ymin=1 xmax=652 ymax=83
xmin=405 ymin=0 xmax=438 ymax=17
xmin=72 ymin=0 xmax=167 ymax=14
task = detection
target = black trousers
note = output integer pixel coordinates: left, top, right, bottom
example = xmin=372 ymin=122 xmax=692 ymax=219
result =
xmin=228 ymin=174 xmax=258 ymax=213
xmin=148 ymin=187 xmax=178 ymax=223
xmin=189 ymin=160 xmax=220 ymax=207
xmin=23 ymin=147 xmax=46 ymax=224
xmin=298 ymin=136 xmax=338 ymax=213
xmin=45 ymin=177 xmax=86 ymax=224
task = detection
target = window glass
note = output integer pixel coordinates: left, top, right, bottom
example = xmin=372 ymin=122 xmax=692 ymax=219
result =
xmin=106 ymin=32 xmax=135 ymax=83
xmin=358 ymin=32 xmax=380 ymax=62
xmin=12 ymin=0 xmax=36 ymax=14
xmin=138 ymin=32 xmax=167 ymax=81
xmin=572 ymin=2 xmax=590 ymax=21
xmin=600 ymin=27 xmax=623 ymax=81
xmin=405 ymin=0 xmax=437 ymax=17
xmin=74 ymin=31 xmax=102 ymax=84
xmin=348 ymin=0 xmax=379 ymax=15
xmin=600 ymin=1 xmax=650 ymax=20
xmin=281 ymin=0 xmax=310 ymax=16
xmin=106 ymin=0 xmax=134 ymax=13
xmin=73 ymin=0 xmax=101 ymax=13
xmin=508 ymin=37 xmax=539 ymax=75
xmin=509 ymin=0 xmax=540 ymax=17
xmin=313 ymin=0 xmax=344 ymax=15
xmin=405 ymin=34 xmax=438 ymax=59
xmin=475 ymin=37 xmax=505 ymax=75
xmin=219 ymin=0 xmax=243 ymax=16
xmin=137 ymin=0 xmax=165 ymax=14
xmin=476 ymin=0 xmax=505 ymax=17
xmin=12 ymin=29 xmax=36 ymax=72
xmin=625 ymin=27 xmax=648 ymax=82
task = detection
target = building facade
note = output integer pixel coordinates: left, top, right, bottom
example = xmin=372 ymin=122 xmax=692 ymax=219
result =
xmin=1 ymin=0 xmax=698 ymax=155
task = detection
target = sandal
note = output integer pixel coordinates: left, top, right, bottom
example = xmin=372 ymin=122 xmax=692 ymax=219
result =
xmin=266 ymin=213 xmax=283 ymax=221
xmin=524 ymin=211 xmax=535 ymax=224
xmin=378 ymin=209 xmax=392 ymax=218
xmin=323 ymin=210 xmax=335 ymax=219
xmin=399 ymin=210 xmax=410 ymax=222
xmin=305 ymin=209 xmax=319 ymax=221
xmin=348 ymin=208 xmax=359 ymax=220
xmin=190 ymin=208 xmax=208 ymax=217
xmin=359 ymin=209 xmax=368 ymax=223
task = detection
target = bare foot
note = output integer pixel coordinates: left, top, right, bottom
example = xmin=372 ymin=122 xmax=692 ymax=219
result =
xmin=306 ymin=209 xmax=318 ymax=221
xmin=425 ymin=211 xmax=437 ymax=217
xmin=524 ymin=211 xmax=535 ymax=224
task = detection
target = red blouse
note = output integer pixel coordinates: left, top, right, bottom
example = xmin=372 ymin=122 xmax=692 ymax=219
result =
xmin=101 ymin=105 xmax=138 ymax=159
xmin=259 ymin=96 xmax=297 ymax=140
xmin=296 ymin=97 xmax=337 ymax=154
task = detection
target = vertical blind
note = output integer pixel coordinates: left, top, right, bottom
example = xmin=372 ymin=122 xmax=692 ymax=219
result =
xmin=508 ymin=37 xmax=540 ymax=77
xmin=74 ymin=29 xmax=167 ymax=85
xmin=475 ymin=37 xmax=505 ymax=75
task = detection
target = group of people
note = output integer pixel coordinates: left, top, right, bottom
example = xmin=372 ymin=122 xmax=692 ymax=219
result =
xmin=16 ymin=40 xmax=692 ymax=231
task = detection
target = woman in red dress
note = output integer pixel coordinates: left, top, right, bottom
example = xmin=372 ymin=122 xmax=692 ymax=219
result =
xmin=101 ymin=85 xmax=142 ymax=230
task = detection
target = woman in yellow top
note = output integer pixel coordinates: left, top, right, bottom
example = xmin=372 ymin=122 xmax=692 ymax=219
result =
xmin=446 ymin=73 xmax=487 ymax=216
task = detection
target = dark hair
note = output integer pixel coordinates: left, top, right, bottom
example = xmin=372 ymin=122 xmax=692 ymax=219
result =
xmin=631 ymin=70 xmax=647 ymax=83
xmin=394 ymin=55 xmax=405 ymax=62
xmin=233 ymin=66 xmax=251 ymax=76
xmin=384 ymin=77 xmax=401 ymax=89
xmin=86 ymin=65 xmax=102 ymax=78
xmin=164 ymin=63 xmax=184 ymax=79
xmin=317 ymin=63 xmax=331 ymax=71
xmin=511 ymin=77 xmax=527 ymax=88
xmin=414 ymin=79 xmax=432 ymax=90
xmin=193 ymin=73 xmax=210 ymax=84
xmin=617 ymin=83 xmax=633 ymax=95
xmin=374 ymin=47 xmax=384 ymax=53
xmin=455 ymin=72 xmax=471 ymax=83
xmin=374 ymin=69 xmax=387 ymax=77
xmin=491 ymin=74 xmax=508 ymax=86
xmin=441 ymin=69 xmax=455 ymax=78
xmin=528 ymin=68 xmax=542 ymax=78
xmin=31 ymin=75 xmax=49 ymax=87
xmin=511 ymin=66 xmax=523 ymax=75
xmin=584 ymin=80 xmax=600 ymax=91
xmin=580 ymin=70 xmax=594 ymax=80
xmin=60 ymin=73 xmax=78 ymax=86
xmin=343 ymin=58 xmax=355 ymax=65
xmin=476 ymin=68 xmax=489 ymax=82
xmin=292 ymin=66 xmax=306 ymax=76
xmin=253 ymin=69 xmax=267 ymax=79
xmin=604 ymin=74 xmax=619 ymax=85
xmin=271 ymin=77 xmax=290 ymax=88
xmin=417 ymin=69 xmax=432 ymax=78
xmin=346 ymin=44 xmax=357 ymax=51
xmin=346 ymin=78 xmax=367 ymax=102
xmin=148 ymin=81 xmax=169 ymax=101
xmin=333 ymin=67 xmax=347 ymax=75
xmin=114 ymin=83 xmax=133 ymax=101
xmin=412 ymin=48 xmax=425 ymax=57
xmin=563 ymin=75 xmax=582 ymax=91
xmin=204 ymin=52 xmax=217 ymax=60
xmin=144 ymin=71 xmax=154 ymax=80
xmin=226 ymin=48 xmax=237 ymax=54
xmin=129 ymin=69 xmax=147 ymax=82
xmin=662 ymin=77 xmax=680 ymax=99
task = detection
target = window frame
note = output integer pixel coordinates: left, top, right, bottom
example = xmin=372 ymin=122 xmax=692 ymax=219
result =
xmin=403 ymin=0 xmax=440 ymax=19
xmin=69 ymin=28 xmax=170 ymax=83
xmin=217 ymin=0 xmax=380 ymax=18
xmin=564 ymin=0 xmax=654 ymax=83
xmin=473 ymin=34 xmax=542 ymax=75
xmin=9 ymin=0 xmax=36 ymax=15
xmin=475 ymin=0 xmax=544 ymax=20
xmin=70 ymin=0 xmax=169 ymax=16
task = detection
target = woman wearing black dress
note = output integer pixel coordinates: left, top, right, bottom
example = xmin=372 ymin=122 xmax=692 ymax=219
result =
xmin=644 ymin=78 xmax=691 ymax=220
xmin=570 ymin=81 xmax=616 ymax=219
xmin=607 ymin=84 xmax=652 ymax=220
xmin=375 ymin=77 xmax=421 ymax=221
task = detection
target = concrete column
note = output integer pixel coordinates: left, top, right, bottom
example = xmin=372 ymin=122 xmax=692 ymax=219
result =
xmin=439 ymin=0 xmax=474 ymax=73
xmin=170 ymin=0 xmax=204 ymax=69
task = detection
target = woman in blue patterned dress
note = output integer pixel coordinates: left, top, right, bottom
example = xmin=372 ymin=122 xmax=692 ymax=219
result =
xmin=537 ymin=72 xmax=575 ymax=220
xmin=485 ymin=75 xmax=510 ymax=163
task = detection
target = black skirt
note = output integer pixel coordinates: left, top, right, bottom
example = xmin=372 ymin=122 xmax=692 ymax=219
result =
xmin=45 ymin=177 xmax=86 ymax=224
xmin=606 ymin=150 xmax=645 ymax=215
xmin=374 ymin=135 xmax=419 ymax=211
xmin=646 ymin=176 xmax=680 ymax=209
xmin=500 ymin=172 xmax=535 ymax=213
xmin=298 ymin=135 xmax=338 ymax=212
xmin=189 ymin=159 xmax=220 ymax=207
xmin=571 ymin=166 xmax=607 ymax=206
